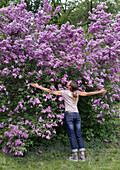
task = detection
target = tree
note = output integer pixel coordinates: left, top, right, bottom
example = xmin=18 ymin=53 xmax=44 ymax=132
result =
xmin=64 ymin=0 xmax=120 ymax=27
xmin=0 ymin=0 xmax=9 ymax=8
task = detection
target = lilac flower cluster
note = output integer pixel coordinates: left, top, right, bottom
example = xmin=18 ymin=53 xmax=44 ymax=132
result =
xmin=3 ymin=124 xmax=28 ymax=155
xmin=87 ymin=3 xmax=120 ymax=131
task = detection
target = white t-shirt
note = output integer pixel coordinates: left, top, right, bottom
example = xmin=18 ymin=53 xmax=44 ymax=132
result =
xmin=61 ymin=90 xmax=80 ymax=113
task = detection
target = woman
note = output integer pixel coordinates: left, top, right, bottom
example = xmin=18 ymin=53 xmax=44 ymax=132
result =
xmin=31 ymin=80 xmax=106 ymax=161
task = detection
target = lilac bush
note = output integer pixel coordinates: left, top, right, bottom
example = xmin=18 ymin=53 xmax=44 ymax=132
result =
xmin=80 ymin=3 xmax=120 ymax=139
xmin=0 ymin=0 xmax=119 ymax=155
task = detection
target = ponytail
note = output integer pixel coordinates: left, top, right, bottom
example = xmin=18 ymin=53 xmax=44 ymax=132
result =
xmin=70 ymin=81 xmax=79 ymax=102
xmin=72 ymin=91 xmax=79 ymax=102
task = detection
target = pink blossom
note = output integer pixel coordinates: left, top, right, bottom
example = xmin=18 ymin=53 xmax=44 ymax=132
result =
xmin=102 ymin=118 xmax=105 ymax=122
xmin=97 ymin=120 xmax=102 ymax=124
xmin=0 ymin=140 xmax=3 ymax=144
xmin=53 ymin=130 xmax=56 ymax=134
xmin=6 ymin=92 xmax=9 ymax=95
xmin=53 ymin=6 xmax=61 ymax=16
xmin=2 ymin=147 xmax=8 ymax=153
xmin=19 ymin=75 xmax=22 ymax=79
xmin=104 ymin=139 xmax=108 ymax=143
xmin=46 ymin=135 xmax=50 ymax=139
xmin=43 ymin=124 xmax=45 ymax=128
xmin=97 ymin=113 xmax=102 ymax=118
xmin=42 ymin=134 xmax=45 ymax=138
xmin=8 ymin=101 xmax=11 ymax=104
xmin=58 ymin=97 xmax=64 ymax=101
xmin=18 ymin=151 xmax=24 ymax=156
xmin=38 ymin=150 xmax=42 ymax=153
xmin=46 ymin=106 xmax=52 ymax=113
xmin=61 ymin=122 xmax=63 ymax=125
xmin=38 ymin=117 xmax=44 ymax=123
xmin=52 ymin=98 xmax=57 ymax=101
xmin=8 ymin=118 xmax=12 ymax=122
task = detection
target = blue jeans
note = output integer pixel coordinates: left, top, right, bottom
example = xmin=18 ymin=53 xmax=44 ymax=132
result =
xmin=64 ymin=112 xmax=85 ymax=152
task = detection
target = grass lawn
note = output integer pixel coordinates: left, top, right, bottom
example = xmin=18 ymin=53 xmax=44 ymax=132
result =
xmin=0 ymin=138 xmax=120 ymax=170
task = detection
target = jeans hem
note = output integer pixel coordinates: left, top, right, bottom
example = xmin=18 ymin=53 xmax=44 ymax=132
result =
xmin=72 ymin=149 xmax=78 ymax=152
xmin=79 ymin=148 xmax=85 ymax=152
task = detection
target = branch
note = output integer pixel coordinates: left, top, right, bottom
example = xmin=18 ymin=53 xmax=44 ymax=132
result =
xmin=67 ymin=6 xmax=76 ymax=17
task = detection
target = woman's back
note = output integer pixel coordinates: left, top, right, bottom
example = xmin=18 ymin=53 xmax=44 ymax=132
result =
xmin=61 ymin=90 xmax=80 ymax=113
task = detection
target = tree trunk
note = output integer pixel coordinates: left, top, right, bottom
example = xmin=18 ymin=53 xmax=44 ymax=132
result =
xmin=90 ymin=0 xmax=93 ymax=13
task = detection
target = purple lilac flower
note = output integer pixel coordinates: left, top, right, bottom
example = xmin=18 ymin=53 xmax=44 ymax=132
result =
xmin=0 ymin=140 xmax=3 ymax=144
xmin=2 ymin=147 xmax=8 ymax=153
xmin=97 ymin=120 xmax=102 ymax=124
xmin=8 ymin=118 xmax=12 ymax=122
xmin=46 ymin=135 xmax=50 ymax=139
xmin=38 ymin=150 xmax=42 ymax=153
xmin=104 ymin=139 xmax=108 ymax=143
xmin=102 ymin=118 xmax=105 ymax=122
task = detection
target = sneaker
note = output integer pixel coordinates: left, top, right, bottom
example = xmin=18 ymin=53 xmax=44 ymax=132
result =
xmin=79 ymin=154 xmax=86 ymax=161
xmin=69 ymin=154 xmax=78 ymax=161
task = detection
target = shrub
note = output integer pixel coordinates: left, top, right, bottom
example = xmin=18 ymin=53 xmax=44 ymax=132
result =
xmin=0 ymin=1 xmax=119 ymax=155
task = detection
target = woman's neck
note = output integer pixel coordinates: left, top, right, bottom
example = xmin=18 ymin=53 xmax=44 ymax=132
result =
xmin=67 ymin=87 xmax=71 ymax=91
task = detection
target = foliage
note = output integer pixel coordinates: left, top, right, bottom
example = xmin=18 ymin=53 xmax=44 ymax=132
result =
xmin=0 ymin=138 xmax=120 ymax=169
xmin=66 ymin=0 xmax=120 ymax=26
xmin=0 ymin=0 xmax=120 ymax=156
xmin=1 ymin=0 xmax=120 ymax=28
xmin=0 ymin=0 xmax=43 ymax=12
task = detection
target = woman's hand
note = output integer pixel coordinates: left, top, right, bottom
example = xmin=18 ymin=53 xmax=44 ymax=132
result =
xmin=100 ymin=88 xmax=107 ymax=94
xmin=30 ymin=83 xmax=52 ymax=93
xmin=30 ymin=83 xmax=40 ymax=88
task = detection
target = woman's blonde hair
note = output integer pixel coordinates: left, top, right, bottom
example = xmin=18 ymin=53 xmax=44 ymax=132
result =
xmin=70 ymin=81 xmax=79 ymax=102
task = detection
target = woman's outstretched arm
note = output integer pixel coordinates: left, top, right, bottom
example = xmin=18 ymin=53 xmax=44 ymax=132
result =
xmin=79 ymin=88 xmax=107 ymax=96
xmin=30 ymin=83 xmax=62 ymax=95
xmin=31 ymin=83 xmax=51 ymax=92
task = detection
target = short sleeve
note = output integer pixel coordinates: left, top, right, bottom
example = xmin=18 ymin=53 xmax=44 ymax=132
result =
xmin=77 ymin=90 xmax=80 ymax=95
xmin=61 ymin=90 xmax=66 ymax=97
